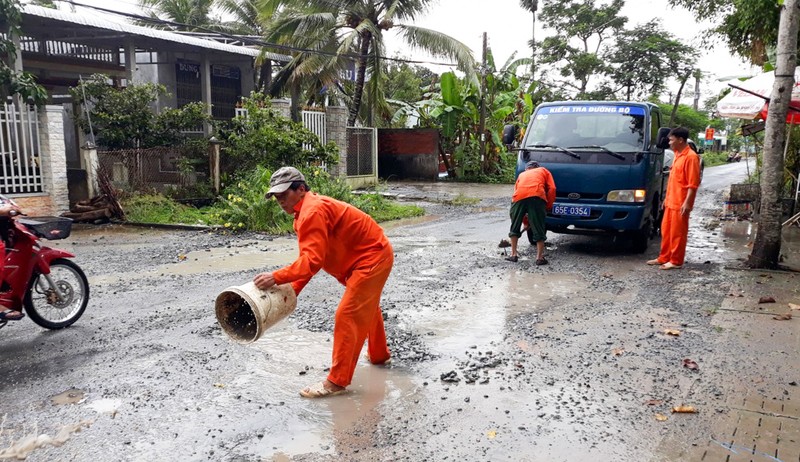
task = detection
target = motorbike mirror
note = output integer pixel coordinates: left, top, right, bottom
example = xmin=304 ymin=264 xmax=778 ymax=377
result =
xmin=655 ymin=127 xmax=671 ymax=150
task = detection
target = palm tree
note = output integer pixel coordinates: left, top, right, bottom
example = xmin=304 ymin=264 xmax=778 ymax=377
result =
xmin=137 ymin=0 xmax=221 ymax=32
xmin=258 ymin=0 xmax=476 ymax=126
xmin=217 ymin=0 xmax=264 ymax=35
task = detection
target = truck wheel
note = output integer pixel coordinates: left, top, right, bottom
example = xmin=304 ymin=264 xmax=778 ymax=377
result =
xmin=631 ymin=220 xmax=652 ymax=254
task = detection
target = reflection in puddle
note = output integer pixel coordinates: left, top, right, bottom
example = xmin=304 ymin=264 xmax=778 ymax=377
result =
xmin=381 ymin=215 xmax=440 ymax=231
xmin=228 ymin=322 xmax=420 ymax=459
xmin=405 ymin=271 xmax=605 ymax=355
xmin=51 ymin=388 xmax=85 ymax=405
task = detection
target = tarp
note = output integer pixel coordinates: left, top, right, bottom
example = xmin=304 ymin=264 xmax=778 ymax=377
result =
xmin=716 ymin=67 xmax=800 ymax=123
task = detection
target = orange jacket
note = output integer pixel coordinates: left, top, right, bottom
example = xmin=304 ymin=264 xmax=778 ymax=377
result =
xmin=272 ymin=193 xmax=390 ymax=295
xmin=664 ymin=145 xmax=701 ymax=210
xmin=512 ymin=167 xmax=556 ymax=208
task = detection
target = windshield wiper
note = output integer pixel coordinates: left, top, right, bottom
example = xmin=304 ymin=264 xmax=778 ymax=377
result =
xmin=524 ymin=144 xmax=581 ymax=159
xmin=568 ymin=145 xmax=626 ymax=160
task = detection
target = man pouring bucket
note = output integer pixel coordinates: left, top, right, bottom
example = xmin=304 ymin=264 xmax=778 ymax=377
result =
xmin=254 ymin=167 xmax=394 ymax=398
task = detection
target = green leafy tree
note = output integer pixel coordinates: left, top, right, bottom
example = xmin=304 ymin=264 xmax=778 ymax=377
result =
xmin=397 ymin=51 xmax=541 ymax=180
xmin=258 ymin=0 xmax=476 ymax=127
xmin=657 ymin=103 xmax=709 ymax=134
xmin=215 ymin=92 xmax=339 ymax=172
xmin=536 ymin=0 xmax=627 ymax=98
xmin=70 ymin=75 xmax=211 ymax=149
xmin=668 ymin=0 xmax=781 ymax=66
xmin=606 ymin=21 xmax=698 ymax=100
xmin=137 ymin=0 xmax=224 ymax=31
xmin=0 ymin=0 xmax=47 ymax=104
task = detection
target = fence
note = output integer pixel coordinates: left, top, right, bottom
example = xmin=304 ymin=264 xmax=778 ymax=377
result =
xmin=346 ymin=127 xmax=377 ymax=177
xmin=0 ymin=104 xmax=42 ymax=195
xmin=97 ymin=147 xmax=208 ymax=194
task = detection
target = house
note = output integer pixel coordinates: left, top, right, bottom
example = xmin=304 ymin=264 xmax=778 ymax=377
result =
xmin=7 ymin=4 xmax=291 ymax=213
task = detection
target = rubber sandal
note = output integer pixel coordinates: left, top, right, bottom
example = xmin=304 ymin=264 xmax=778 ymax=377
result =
xmin=299 ymin=381 xmax=347 ymax=398
xmin=535 ymin=258 xmax=548 ymax=266
xmin=505 ymin=255 xmax=519 ymax=262
xmin=364 ymin=354 xmax=392 ymax=366
xmin=0 ymin=309 xmax=24 ymax=321
xmin=646 ymin=259 xmax=666 ymax=265
xmin=660 ymin=262 xmax=682 ymax=270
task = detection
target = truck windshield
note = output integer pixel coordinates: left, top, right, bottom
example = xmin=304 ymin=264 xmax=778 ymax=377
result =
xmin=524 ymin=104 xmax=646 ymax=163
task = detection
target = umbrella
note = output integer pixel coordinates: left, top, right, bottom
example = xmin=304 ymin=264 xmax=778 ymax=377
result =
xmin=716 ymin=67 xmax=800 ymax=124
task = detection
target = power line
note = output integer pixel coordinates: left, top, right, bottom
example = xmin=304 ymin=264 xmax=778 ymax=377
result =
xmin=59 ymin=0 xmax=465 ymax=68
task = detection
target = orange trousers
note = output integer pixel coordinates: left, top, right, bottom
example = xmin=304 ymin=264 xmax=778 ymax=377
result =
xmin=327 ymin=245 xmax=393 ymax=388
xmin=657 ymin=208 xmax=690 ymax=266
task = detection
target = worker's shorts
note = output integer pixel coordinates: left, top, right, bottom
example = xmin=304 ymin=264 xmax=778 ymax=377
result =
xmin=509 ymin=196 xmax=546 ymax=242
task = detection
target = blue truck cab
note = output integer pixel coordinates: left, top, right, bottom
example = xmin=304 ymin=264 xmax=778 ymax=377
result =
xmin=509 ymin=101 xmax=671 ymax=252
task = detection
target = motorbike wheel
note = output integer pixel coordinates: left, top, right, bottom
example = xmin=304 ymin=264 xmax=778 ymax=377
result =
xmin=24 ymin=259 xmax=90 ymax=330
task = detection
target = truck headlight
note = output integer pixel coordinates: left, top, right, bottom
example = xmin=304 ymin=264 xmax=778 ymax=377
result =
xmin=608 ymin=189 xmax=646 ymax=202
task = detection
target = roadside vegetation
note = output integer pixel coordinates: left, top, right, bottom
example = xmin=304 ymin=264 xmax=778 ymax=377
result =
xmin=72 ymin=83 xmax=422 ymax=231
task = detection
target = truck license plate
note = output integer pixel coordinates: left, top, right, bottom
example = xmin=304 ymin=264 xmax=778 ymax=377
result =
xmin=553 ymin=204 xmax=591 ymax=217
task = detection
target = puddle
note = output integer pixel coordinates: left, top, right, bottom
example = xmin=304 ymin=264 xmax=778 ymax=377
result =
xmin=88 ymin=239 xmax=298 ymax=285
xmin=403 ymin=270 xmax=610 ymax=355
xmin=50 ymin=388 xmax=85 ymax=405
xmin=215 ymin=321 xmax=421 ymax=459
xmin=381 ymin=215 xmax=440 ymax=231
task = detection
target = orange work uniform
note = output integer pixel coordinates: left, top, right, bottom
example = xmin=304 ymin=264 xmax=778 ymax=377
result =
xmin=657 ymin=145 xmax=701 ymax=266
xmin=272 ymin=193 xmax=393 ymax=388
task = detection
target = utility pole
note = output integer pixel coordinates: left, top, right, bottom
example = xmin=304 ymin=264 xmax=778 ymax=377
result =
xmin=531 ymin=0 xmax=538 ymax=79
xmin=693 ymin=69 xmax=702 ymax=111
xmin=478 ymin=32 xmax=488 ymax=171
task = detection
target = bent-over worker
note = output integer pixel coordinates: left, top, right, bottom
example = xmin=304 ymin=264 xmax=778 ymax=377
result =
xmin=507 ymin=160 xmax=556 ymax=265
xmin=254 ymin=167 xmax=393 ymax=398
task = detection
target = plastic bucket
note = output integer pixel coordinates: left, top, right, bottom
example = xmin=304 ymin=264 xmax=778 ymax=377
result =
xmin=215 ymin=282 xmax=297 ymax=343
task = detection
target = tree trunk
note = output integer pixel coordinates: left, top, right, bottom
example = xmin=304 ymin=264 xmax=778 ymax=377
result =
xmin=439 ymin=141 xmax=456 ymax=179
xmin=348 ymin=33 xmax=372 ymax=127
xmin=669 ymin=68 xmax=692 ymax=127
xmin=748 ymin=0 xmax=800 ymax=268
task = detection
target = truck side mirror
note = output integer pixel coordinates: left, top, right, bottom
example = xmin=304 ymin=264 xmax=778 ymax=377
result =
xmin=655 ymin=127 xmax=671 ymax=150
xmin=502 ymin=124 xmax=518 ymax=146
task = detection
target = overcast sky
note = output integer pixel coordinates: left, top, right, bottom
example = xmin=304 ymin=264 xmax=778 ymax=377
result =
xmin=63 ymin=0 xmax=758 ymax=104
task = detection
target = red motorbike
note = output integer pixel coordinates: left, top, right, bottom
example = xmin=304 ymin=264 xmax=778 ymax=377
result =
xmin=0 ymin=196 xmax=89 ymax=330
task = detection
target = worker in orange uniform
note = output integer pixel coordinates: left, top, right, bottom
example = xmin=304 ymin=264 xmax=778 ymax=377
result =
xmin=253 ymin=167 xmax=393 ymax=398
xmin=507 ymin=160 xmax=556 ymax=265
xmin=647 ymin=127 xmax=701 ymax=270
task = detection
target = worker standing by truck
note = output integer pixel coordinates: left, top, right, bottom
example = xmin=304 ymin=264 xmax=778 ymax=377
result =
xmin=646 ymin=127 xmax=701 ymax=270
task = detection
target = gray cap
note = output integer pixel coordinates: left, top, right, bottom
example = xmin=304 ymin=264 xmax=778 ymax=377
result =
xmin=525 ymin=160 xmax=540 ymax=169
xmin=265 ymin=167 xmax=306 ymax=198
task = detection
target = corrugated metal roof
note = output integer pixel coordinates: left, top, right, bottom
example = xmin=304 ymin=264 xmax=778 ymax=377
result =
xmin=22 ymin=4 xmax=290 ymax=62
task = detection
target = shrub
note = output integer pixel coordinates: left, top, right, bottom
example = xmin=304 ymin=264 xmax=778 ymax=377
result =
xmin=216 ymin=93 xmax=339 ymax=174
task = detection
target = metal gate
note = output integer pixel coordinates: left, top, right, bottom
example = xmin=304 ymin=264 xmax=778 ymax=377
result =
xmin=301 ymin=110 xmax=326 ymax=150
xmin=346 ymin=127 xmax=377 ymax=176
xmin=0 ymin=104 xmax=42 ymax=195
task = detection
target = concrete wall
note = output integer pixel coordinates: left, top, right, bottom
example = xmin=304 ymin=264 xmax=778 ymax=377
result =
xmin=378 ymin=128 xmax=439 ymax=181
xmin=325 ymin=106 xmax=348 ymax=178
xmin=15 ymin=105 xmax=69 ymax=216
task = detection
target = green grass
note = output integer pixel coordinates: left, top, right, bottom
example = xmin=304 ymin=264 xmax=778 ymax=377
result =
xmin=121 ymin=191 xmax=424 ymax=231
xmin=122 ymin=194 xmax=214 ymax=225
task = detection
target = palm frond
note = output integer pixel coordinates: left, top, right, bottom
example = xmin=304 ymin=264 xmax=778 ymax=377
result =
xmin=395 ymin=24 xmax=476 ymax=80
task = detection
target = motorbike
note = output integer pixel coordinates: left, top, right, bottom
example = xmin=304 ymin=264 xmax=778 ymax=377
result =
xmin=0 ymin=195 xmax=89 ymax=330
xmin=727 ymin=153 xmax=742 ymax=163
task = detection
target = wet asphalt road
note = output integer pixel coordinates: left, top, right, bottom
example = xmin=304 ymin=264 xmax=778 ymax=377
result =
xmin=0 ymin=160 xmax=774 ymax=461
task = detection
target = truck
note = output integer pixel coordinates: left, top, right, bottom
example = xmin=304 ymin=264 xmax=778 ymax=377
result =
xmin=504 ymin=101 xmax=672 ymax=253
